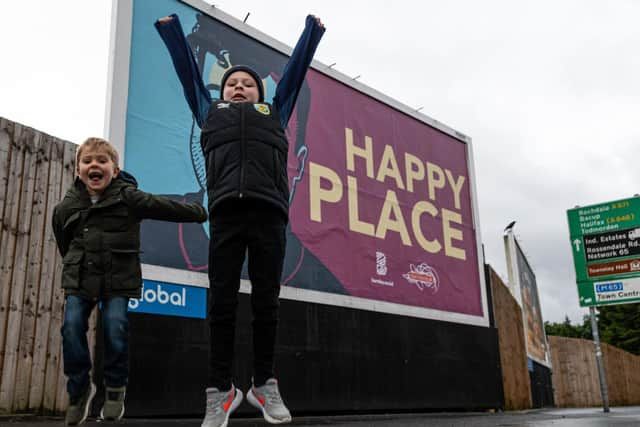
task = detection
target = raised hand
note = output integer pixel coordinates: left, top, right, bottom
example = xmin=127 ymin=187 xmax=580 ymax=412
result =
xmin=157 ymin=15 xmax=174 ymax=24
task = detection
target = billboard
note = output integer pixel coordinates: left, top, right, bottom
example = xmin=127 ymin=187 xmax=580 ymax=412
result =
xmin=504 ymin=230 xmax=550 ymax=366
xmin=567 ymin=196 xmax=640 ymax=307
xmin=106 ymin=0 xmax=488 ymax=325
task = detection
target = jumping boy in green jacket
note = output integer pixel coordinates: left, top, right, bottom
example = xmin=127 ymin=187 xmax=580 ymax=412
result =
xmin=52 ymin=137 xmax=207 ymax=425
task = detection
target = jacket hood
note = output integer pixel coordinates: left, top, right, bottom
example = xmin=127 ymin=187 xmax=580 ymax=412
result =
xmin=117 ymin=170 xmax=138 ymax=186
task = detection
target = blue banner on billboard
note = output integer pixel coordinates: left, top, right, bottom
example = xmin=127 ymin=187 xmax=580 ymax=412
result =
xmin=128 ymin=279 xmax=206 ymax=319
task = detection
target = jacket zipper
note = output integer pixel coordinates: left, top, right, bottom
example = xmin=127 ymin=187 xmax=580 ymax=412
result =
xmin=239 ymin=104 xmax=246 ymax=198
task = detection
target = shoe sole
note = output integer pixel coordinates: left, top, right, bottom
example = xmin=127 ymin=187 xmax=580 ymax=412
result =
xmin=247 ymin=389 xmax=292 ymax=424
xmin=67 ymin=383 xmax=96 ymax=426
xmin=201 ymin=388 xmax=243 ymax=427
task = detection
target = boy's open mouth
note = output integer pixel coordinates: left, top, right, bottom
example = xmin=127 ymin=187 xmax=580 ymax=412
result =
xmin=88 ymin=171 xmax=103 ymax=181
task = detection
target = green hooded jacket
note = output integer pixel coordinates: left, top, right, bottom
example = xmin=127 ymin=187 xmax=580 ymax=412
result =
xmin=52 ymin=171 xmax=207 ymax=300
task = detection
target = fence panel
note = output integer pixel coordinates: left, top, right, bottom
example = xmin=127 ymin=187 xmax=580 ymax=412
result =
xmin=488 ymin=266 xmax=532 ymax=409
xmin=0 ymin=118 xmax=98 ymax=415
xmin=549 ymin=336 xmax=640 ymax=407
xmin=28 ymin=136 xmax=65 ymax=410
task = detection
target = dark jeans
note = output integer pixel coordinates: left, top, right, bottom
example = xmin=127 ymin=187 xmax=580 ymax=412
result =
xmin=61 ymin=295 xmax=129 ymax=400
xmin=208 ymin=199 xmax=286 ymax=390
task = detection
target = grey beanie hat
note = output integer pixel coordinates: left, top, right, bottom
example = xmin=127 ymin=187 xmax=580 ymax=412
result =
xmin=219 ymin=65 xmax=265 ymax=102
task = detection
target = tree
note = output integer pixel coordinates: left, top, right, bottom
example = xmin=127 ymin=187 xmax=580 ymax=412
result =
xmin=597 ymin=304 xmax=640 ymax=356
xmin=545 ymin=306 xmax=640 ymax=356
xmin=544 ymin=315 xmax=592 ymax=339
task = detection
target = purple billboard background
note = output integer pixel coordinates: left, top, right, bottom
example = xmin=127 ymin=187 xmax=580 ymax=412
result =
xmin=288 ymin=71 xmax=482 ymax=316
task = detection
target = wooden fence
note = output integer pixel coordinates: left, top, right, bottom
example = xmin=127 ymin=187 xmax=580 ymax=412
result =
xmin=549 ymin=335 xmax=640 ymax=407
xmin=488 ymin=266 xmax=532 ymax=410
xmin=0 ymin=117 xmax=96 ymax=415
xmin=489 ymin=267 xmax=640 ymax=409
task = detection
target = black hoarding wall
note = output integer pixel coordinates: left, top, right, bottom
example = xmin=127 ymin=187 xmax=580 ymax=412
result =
xmin=530 ymin=360 xmax=554 ymax=408
xmin=93 ymin=296 xmax=502 ymax=416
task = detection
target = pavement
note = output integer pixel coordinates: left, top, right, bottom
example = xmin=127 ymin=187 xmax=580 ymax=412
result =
xmin=2 ymin=407 xmax=640 ymax=427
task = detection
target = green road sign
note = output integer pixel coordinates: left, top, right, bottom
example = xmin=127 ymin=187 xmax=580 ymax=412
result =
xmin=567 ymin=196 xmax=640 ymax=307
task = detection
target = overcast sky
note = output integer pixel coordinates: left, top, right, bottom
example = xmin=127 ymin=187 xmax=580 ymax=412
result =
xmin=1 ymin=0 xmax=639 ymax=324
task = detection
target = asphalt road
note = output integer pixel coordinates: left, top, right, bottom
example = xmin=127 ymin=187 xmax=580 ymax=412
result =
xmin=2 ymin=407 xmax=640 ymax=427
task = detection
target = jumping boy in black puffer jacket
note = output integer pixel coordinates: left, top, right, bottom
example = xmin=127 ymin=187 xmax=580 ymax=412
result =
xmin=155 ymin=13 xmax=325 ymax=427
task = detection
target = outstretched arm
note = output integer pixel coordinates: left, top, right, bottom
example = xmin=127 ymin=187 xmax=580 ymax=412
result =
xmin=123 ymin=187 xmax=208 ymax=223
xmin=155 ymin=14 xmax=212 ymax=128
xmin=274 ymin=15 xmax=325 ymax=128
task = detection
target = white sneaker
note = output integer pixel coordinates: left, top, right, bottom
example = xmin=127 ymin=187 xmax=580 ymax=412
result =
xmin=100 ymin=385 xmax=126 ymax=421
xmin=247 ymin=378 xmax=292 ymax=424
xmin=201 ymin=385 xmax=243 ymax=427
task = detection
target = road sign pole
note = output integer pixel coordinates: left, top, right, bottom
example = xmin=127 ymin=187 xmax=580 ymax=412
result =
xmin=589 ymin=306 xmax=610 ymax=413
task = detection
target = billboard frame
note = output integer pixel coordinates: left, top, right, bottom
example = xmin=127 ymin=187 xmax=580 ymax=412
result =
xmin=504 ymin=229 xmax=551 ymax=367
xmin=105 ymin=0 xmax=489 ymax=327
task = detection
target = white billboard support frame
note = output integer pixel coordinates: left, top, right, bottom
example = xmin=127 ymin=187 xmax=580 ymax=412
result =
xmin=504 ymin=228 xmax=552 ymax=368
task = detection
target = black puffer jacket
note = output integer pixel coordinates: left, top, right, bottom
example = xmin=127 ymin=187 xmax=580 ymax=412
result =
xmin=201 ymin=100 xmax=289 ymax=218
xmin=52 ymin=171 xmax=207 ymax=300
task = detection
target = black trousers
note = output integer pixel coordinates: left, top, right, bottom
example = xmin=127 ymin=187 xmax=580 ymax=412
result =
xmin=208 ymin=199 xmax=287 ymax=391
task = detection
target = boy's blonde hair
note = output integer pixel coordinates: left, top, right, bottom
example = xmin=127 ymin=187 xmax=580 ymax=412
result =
xmin=76 ymin=137 xmax=120 ymax=168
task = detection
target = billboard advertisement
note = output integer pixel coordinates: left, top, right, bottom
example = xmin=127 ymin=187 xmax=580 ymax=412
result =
xmin=504 ymin=231 xmax=549 ymax=366
xmin=107 ymin=0 xmax=487 ymax=325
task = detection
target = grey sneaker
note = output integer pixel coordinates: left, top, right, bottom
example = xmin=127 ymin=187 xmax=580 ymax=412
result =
xmin=100 ymin=385 xmax=126 ymax=421
xmin=201 ymin=385 xmax=243 ymax=427
xmin=247 ymin=378 xmax=292 ymax=424
xmin=65 ymin=382 xmax=96 ymax=426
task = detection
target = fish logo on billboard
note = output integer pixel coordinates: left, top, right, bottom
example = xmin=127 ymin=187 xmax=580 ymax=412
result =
xmin=403 ymin=263 xmax=439 ymax=293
